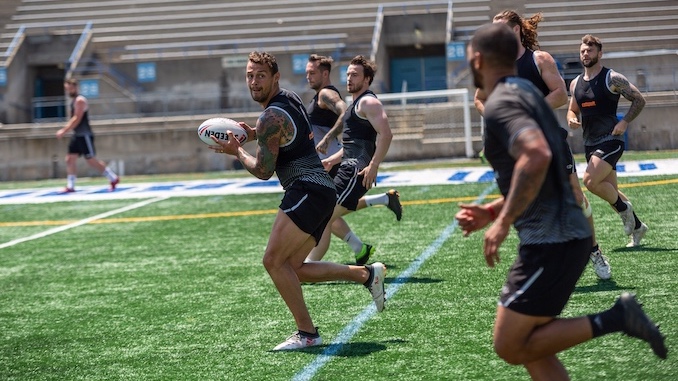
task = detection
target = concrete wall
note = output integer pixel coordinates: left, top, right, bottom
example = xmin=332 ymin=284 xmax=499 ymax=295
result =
xmin=2 ymin=95 xmax=676 ymax=182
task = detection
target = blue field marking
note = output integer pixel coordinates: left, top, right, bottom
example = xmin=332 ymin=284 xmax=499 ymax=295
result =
xmin=448 ymin=171 xmax=470 ymax=181
xmin=478 ymin=170 xmax=495 ymax=182
xmin=0 ymin=191 xmax=32 ymax=199
xmin=242 ymin=180 xmax=280 ymax=188
xmin=141 ymin=184 xmax=184 ymax=191
xmin=291 ymin=183 xmax=498 ymax=381
xmin=186 ymin=182 xmax=233 ymax=190
xmin=0 ymin=159 xmax=675 ymax=205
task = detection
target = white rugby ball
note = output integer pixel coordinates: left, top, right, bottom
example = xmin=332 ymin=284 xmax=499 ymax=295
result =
xmin=197 ymin=117 xmax=247 ymax=145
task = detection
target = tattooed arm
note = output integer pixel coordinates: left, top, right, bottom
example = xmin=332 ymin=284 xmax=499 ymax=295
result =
xmin=213 ymin=107 xmax=288 ymax=180
xmin=315 ymin=88 xmax=347 ymax=155
xmin=608 ymin=70 xmax=646 ymax=136
xmin=482 ymin=126 xmax=551 ymax=267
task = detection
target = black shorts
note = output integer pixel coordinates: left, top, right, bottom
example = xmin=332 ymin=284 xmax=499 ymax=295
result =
xmin=565 ymin=142 xmax=576 ymax=174
xmin=585 ymin=140 xmax=625 ymax=171
xmin=333 ymin=162 xmax=368 ymax=211
xmin=499 ymin=237 xmax=591 ymax=316
xmin=280 ymin=181 xmax=335 ymax=245
xmin=327 ymin=162 xmax=340 ymax=179
xmin=68 ymin=135 xmax=96 ymax=159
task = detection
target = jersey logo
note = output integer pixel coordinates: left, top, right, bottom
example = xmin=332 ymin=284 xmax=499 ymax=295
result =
xmin=582 ymin=100 xmax=596 ymax=108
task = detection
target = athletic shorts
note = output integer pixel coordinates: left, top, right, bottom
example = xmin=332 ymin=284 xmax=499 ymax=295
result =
xmin=280 ymin=180 xmax=335 ymax=245
xmin=499 ymin=237 xmax=591 ymax=316
xmin=333 ymin=161 xmax=368 ymax=211
xmin=68 ymin=135 xmax=96 ymax=159
xmin=585 ymin=140 xmax=625 ymax=171
xmin=327 ymin=162 xmax=340 ymax=179
xmin=565 ymin=142 xmax=576 ymax=174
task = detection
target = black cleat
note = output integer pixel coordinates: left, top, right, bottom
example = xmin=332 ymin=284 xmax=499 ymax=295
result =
xmin=386 ymin=189 xmax=402 ymax=221
xmin=618 ymin=292 xmax=668 ymax=359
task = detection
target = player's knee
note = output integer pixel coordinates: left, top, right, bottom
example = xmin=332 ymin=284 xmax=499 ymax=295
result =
xmin=494 ymin=340 xmax=525 ymax=365
xmin=261 ymin=252 xmax=279 ymax=272
xmin=582 ymin=176 xmax=596 ymax=190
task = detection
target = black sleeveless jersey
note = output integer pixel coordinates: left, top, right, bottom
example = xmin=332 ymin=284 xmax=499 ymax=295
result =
xmin=266 ymin=89 xmax=335 ymax=190
xmin=573 ymin=67 xmax=622 ymax=146
xmin=516 ymin=49 xmax=550 ymax=98
xmin=341 ymin=90 xmax=378 ymax=169
xmin=307 ymin=85 xmax=343 ymax=159
xmin=71 ymin=96 xmax=93 ymax=137
xmin=307 ymin=85 xmax=341 ymax=127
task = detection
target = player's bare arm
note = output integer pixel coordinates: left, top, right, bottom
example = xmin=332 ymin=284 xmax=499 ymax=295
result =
xmin=483 ymin=126 xmax=551 ymax=267
xmin=57 ymin=96 xmax=86 ymax=138
xmin=316 ymin=89 xmax=347 ymax=154
xmin=535 ymin=50 xmax=568 ymax=109
xmin=237 ymin=108 xmax=289 ymax=180
xmin=566 ymin=78 xmax=582 ymax=129
xmin=609 ymin=71 xmax=646 ymax=123
xmin=357 ymin=96 xmax=392 ymax=189
xmin=505 ymin=127 xmax=551 ymax=222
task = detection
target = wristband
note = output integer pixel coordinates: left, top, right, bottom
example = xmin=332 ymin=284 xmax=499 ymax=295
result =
xmin=486 ymin=204 xmax=497 ymax=220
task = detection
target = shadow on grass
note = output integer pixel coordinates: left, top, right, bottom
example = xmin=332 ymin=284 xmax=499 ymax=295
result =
xmin=609 ymin=246 xmax=676 ymax=254
xmin=389 ymin=276 xmax=443 ymax=284
xmin=574 ymin=278 xmax=633 ymax=294
xmin=270 ymin=339 xmax=407 ymax=357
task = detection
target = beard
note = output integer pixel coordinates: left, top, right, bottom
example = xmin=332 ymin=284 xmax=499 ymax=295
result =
xmin=470 ymin=64 xmax=483 ymax=89
xmin=249 ymin=88 xmax=267 ymax=103
xmin=582 ymin=56 xmax=598 ymax=68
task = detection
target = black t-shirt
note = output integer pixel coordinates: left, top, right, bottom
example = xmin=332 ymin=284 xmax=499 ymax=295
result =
xmin=483 ymin=77 xmax=590 ymax=244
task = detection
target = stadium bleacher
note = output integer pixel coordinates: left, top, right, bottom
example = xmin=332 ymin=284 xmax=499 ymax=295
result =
xmin=1 ymin=0 xmax=677 ymax=180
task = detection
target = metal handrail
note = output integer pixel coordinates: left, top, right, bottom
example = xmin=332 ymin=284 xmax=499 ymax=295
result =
xmin=1 ymin=25 xmax=26 ymax=67
xmin=65 ymin=21 xmax=93 ymax=79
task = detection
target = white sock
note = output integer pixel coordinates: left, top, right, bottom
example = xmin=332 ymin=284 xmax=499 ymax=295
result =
xmin=363 ymin=193 xmax=389 ymax=207
xmin=103 ymin=167 xmax=118 ymax=182
xmin=67 ymin=175 xmax=76 ymax=189
xmin=343 ymin=231 xmax=364 ymax=254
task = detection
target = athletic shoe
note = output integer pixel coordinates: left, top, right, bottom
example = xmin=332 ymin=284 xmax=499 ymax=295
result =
xmin=386 ymin=189 xmax=402 ymax=221
xmin=61 ymin=187 xmax=75 ymax=193
xmin=355 ymin=243 xmax=375 ymax=266
xmin=272 ymin=330 xmax=322 ymax=351
xmin=618 ymin=201 xmax=635 ymax=235
xmin=617 ymin=292 xmax=667 ymax=359
xmin=590 ymin=248 xmax=611 ymax=280
xmin=365 ymin=262 xmax=386 ymax=312
xmin=109 ymin=177 xmax=120 ymax=192
xmin=627 ymin=223 xmax=648 ymax=248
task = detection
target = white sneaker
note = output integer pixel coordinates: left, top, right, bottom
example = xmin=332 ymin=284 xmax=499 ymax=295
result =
xmin=590 ymin=248 xmax=611 ymax=280
xmin=627 ymin=222 xmax=649 ymax=247
xmin=366 ymin=262 xmax=386 ymax=312
xmin=618 ymin=201 xmax=635 ymax=235
xmin=272 ymin=331 xmax=322 ymax=351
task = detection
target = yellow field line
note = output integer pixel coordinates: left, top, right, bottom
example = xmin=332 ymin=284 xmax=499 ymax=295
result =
xmin=2 ymin=177 xmax=677 ymax=228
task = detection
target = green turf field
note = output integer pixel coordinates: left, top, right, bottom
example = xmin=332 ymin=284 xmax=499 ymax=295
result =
xmin=1 ymin=172 xmax=676 ymax=380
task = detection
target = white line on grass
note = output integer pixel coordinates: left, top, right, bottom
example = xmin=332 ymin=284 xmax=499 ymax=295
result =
xmin=0 ymin=196 xmax=169 ymax=250
xmin=292 ymin=184 xmax=497 ymax=381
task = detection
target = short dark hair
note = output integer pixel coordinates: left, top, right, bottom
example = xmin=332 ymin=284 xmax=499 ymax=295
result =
xmin=349 ymin=55 xmax=377 ymax=85
xmin=248 ymin=51 xmax=279 ymax=75
xmin=64 ymin=78 xmax=78 ymax=86
xmin=308 ymin=54 xmax=333 ymax=73
xmin=581 ymin=34 xmax=603 ymax=51
xmin=470 ymin=23 xmax=518 ymax=70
